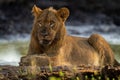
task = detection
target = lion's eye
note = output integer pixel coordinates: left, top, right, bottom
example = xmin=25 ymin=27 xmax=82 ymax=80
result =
xmin=38 ymin=23 xmax=42 ymax=27
xmin=50 ymin=22 xmax=55 ymax=28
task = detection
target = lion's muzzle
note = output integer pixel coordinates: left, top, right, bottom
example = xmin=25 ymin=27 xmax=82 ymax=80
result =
xmin=39 ymin=39 xmax=52 ymax=46
xmin=40 ymin=28 xmax=49 ymax=37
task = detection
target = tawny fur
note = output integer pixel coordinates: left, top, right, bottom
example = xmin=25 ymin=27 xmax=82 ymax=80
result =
xmin=26 ymin=5 xmax=118 ymax=67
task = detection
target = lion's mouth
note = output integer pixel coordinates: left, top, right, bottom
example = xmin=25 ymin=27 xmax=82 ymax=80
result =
xmin=39 ymin=39 xmax=52 ymax=45
xmin=43 ymin=40 xmax=51 ymax=44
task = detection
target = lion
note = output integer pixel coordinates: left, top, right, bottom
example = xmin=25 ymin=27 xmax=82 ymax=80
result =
xmin=20 ymin=5 xmax=119 ymax=67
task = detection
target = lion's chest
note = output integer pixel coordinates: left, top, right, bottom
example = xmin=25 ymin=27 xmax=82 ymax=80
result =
xmin=46 ymin=47 xmax=71 ymax=66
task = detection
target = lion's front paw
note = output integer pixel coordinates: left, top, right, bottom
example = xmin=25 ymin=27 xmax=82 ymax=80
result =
xmin=19 ymin=55 xmax=50 ymax=66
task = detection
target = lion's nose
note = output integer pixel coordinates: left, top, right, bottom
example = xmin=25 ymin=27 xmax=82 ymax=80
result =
xmin=41 ymin=29 xmax=48 ymax=36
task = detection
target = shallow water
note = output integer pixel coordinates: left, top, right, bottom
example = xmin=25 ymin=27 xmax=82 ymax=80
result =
xmin=0 ymin=41 xmax=29 ymax=66
xmin=0 ymin=25 xmax=120 ymax=66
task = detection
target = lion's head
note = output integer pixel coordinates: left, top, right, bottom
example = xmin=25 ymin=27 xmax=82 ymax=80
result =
xmin=31 ymin=5 xmax=69 ymax=47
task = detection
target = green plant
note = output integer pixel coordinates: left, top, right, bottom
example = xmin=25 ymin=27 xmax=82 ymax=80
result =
xmin=76 ymin=76 xmax=80 ymax=80
xmin=49 ymin=64 xmax=53 ymax=72
xmin=98 ymin=76 xmax=101 ymax=80
xmin=85 ymin=75 xmax=88 ymax=80
xmin=91 ymin=75 xmax=95 ymax=80
xmin=59 ymin=70 xmax=64 ymax=77
xmin=49 ymin=76 xmax=61 ymax=80
xmin=106 ymin=77 xmax=110 ymax=80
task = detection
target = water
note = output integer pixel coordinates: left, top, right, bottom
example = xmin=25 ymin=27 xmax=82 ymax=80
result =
xmin=0 ymin=46 xmax=21 ymax=66
xmin=67 ymin=24 xmax=120 ymax=44
xmin=0 ymin=24 xmax=120 ymax=66
xmin=0 ymin=41 xmax=29 ymax=66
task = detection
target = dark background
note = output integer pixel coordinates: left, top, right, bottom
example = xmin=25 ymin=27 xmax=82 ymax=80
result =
xmin=0 ymin=0 xmax=120 ymax=36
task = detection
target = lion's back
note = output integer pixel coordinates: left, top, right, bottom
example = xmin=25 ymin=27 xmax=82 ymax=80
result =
xmin=64 ymin=34 xmax=115 ymax=66
xmin=63 ymin=36 xmax=100 ymax=66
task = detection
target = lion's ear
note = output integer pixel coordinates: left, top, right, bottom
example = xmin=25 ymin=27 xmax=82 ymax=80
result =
xmin=57 ymin=7 xmax=69 ymax=22
xmin=32 ymin=5 xmax=42 ymax=17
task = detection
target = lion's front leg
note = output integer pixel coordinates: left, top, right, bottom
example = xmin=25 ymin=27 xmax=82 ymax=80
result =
xmin=19 ymin=55 xmax=51 ymax=66
xmin=88 ymin=34 xmax=114 ymax=66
